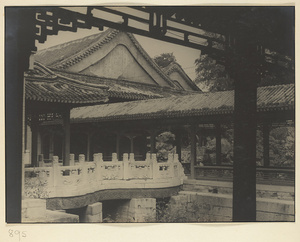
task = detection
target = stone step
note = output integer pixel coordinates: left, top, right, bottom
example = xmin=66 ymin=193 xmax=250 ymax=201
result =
xmin=22 ymin=198 xmax=79 ymax=223
xmin=22 ymin=210 xmax=79 ymax=223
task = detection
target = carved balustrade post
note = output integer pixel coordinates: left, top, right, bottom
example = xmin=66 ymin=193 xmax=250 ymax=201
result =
xmin=152 ymin=154 xmax=158 ymax=179
xmin=79 ymin=154 xmax=86 ymax=183
xmin=96 ymin=153 xmax=103 ymax=181
xmin=168 ymin=153 xmax=174 ymax=178
xmin=79 ymin=154 xmax=85 ymax=164
xmin=112 ymin=153 xmax=118 ymax=162
xmin=123 ymin=153 xmax=129 ymax=180
xmin=52 ymin=156 xmax=59 ymax=190
xmin=146 ymin=153 xmax=152 ymax=178
xmin=69 ymin=154 xmax=75 ymax=166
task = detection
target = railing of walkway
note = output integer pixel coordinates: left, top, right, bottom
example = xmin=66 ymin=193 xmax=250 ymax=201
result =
xmin=24 ymin=153 xmax=186 ymax=199
xmin=194 ymin=166 xmax=294 ymax=186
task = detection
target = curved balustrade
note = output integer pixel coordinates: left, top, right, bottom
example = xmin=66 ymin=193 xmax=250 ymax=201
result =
xmin=24 ymin=153 xmax=186 ymax=199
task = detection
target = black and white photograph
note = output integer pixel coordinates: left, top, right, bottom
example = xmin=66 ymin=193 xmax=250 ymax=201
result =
xmin=2 ymin=3 xmax=298 ymax=240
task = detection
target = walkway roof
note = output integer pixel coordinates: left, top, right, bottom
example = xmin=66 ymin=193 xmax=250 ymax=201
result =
xmin=70 ymin=83 xmax=294 ymax=123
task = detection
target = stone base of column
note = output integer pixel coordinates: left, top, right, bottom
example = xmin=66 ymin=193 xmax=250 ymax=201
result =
xmin=115 ymin=198 xmax=156 ymax=222
xmin=83 ymin=202 xmax=103 ymax=223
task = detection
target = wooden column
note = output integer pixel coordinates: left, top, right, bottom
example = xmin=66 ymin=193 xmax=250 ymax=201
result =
xmin=87 ymin=132 xmax=91 ymax=161
xmin=31 ymin=114 xmax=39 ymax=167
xmin=62 ymin=108 xmax=71 ymax=166
xmin=232 ymin=38 xmax=258 ymax=222
xmin=175 ymin=129 xmax=182 ymax=162
xmin=130 ymin=136 xmax=134 ymax=154
xmin=6 ymin=8 xmax=36 ymax=222
xmin=150 ymin=130 xmax=156 ymax=153
xmin=190 ymin=124 xmax=197 ymax=179
xmin=116 ymin=132 xmax=120 ymax=160
xmin=263 ymin=123 xmax=270 ymax=167
xmin=215 ymin=123 xmax=222 ymax=166
xmin=49 ymin=132 xmax=54 ymax=159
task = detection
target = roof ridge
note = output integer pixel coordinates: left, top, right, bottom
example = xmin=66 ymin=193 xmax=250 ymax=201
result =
xmin=51 ymin=28 xmax=119 ymax=69
xmin=36 ymin=32 xmax=104 ymax=55
xmin=166 ymin=62 xmax=200 ymax=91
xmin=70 ymin=83 xmax=294 ymax=123
xmin=259 ymin=83 xmax=294 ymax=88
xmin=125 ymin=32 xmax=177 ymax=89
xmin=50 ymin=67 xmax=195 ymax=95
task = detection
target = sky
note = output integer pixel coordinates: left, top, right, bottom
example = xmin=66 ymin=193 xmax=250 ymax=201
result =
xmin=35 ymin=27 xmax=201 ymax=80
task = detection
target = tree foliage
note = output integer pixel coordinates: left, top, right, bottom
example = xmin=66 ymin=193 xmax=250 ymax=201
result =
xmin=154 ymin=53 xmax=176 ymax=68
xmin=194 ymin=54 xmax=234 ymax=92
xmin=194 ymin=54 xmax=294 ymax=92
xmin=155 ymin=131 xmax=175 ymax=162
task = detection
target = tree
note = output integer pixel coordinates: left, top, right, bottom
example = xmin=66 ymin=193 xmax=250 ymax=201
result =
xmin=154 ymin=53 xmax=176 ymax=68
xmin=194 ymin=54 xmax=294 ymax=92
xmin=194 ymin=54 xmax=234 ymax=92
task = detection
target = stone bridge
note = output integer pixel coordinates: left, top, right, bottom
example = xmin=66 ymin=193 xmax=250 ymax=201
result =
xmin=24 ymin=153 xmax=186 ymax=212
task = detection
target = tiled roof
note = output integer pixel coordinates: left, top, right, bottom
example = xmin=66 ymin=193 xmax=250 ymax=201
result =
xmin=162 ymin=62 xmax=200 ymax=91
xmin=25 ymin=63 xmax=109 ymax=104
xmin=35 ymin=29 xmax=119 ymax=68
xmin=35 ymin=28 xmax=176 ymax=89
xmin=71 ymin=84 xmax=294 ymax=122
xmin=25 ymin=63 xmax=190 ymax=104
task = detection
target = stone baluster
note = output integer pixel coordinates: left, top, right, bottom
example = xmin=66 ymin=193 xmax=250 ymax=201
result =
xmin=112 ymin=153 xmax=118 ymax=162
xmin=123 ymin=153 xmax=129 ymax=180
xmin=70 ymin=154 xmax=75 ymax=166
xmin=38 ymin=154 xmax=44 ymax=167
